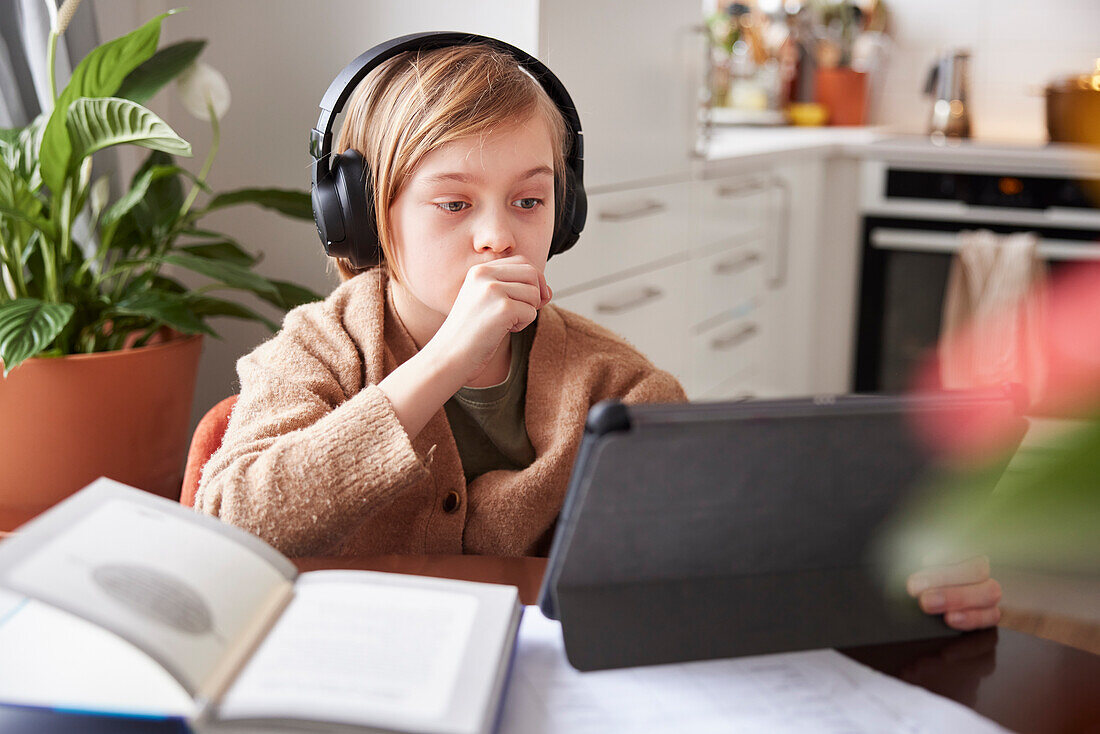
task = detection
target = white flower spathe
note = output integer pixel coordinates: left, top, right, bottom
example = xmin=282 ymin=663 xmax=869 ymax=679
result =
xmin=175 ymin=61 xmax=231 ymax=121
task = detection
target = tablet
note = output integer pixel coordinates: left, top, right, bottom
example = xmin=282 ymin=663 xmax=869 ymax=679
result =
xmin=538 ymin=391 xmax=1027 ymax=671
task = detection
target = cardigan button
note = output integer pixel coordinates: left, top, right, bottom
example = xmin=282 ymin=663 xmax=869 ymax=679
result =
xmin=442 ymin=490 xmax=461 ymax=514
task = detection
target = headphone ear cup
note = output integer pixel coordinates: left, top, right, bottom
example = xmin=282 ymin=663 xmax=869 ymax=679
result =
xmin=332 ymin=149 xmax=381 ymax=268
xmin=550 ymin=164 xmax=586 ymax=258
xmin=312 ymin=174 xmax=347 ymax=257
xmin=550 ymin=169 xmax=574 ymax=258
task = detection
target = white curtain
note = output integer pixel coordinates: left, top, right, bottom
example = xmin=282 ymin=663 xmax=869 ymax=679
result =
xmin=1 ymin=0 xmax=119 ymax=258
xmin=0 ymin=0 xmax=81 ymax=127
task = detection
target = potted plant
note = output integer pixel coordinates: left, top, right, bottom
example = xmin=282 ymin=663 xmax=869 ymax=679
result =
xmin=810 ymin=0 xmax=889 ymax=126
xmin=0 ymin=3 xmax=322 ymax=527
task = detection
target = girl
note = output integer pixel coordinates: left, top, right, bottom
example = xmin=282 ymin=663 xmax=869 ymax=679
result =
xmin=195 ymin=39 xmax=1001 ymax=631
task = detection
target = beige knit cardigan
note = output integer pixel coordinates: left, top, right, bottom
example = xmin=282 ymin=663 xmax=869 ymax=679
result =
xmin=195 ymin=268 xmax=686 ymax=558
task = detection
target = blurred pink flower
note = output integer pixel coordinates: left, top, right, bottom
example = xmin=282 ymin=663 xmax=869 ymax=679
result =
xmin=910 ymin=262 xmax=1100 ymax=462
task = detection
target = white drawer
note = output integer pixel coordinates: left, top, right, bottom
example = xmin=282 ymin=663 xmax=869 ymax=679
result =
xmin=688 ymin=307 xmax=762 ymax=399
xmin=547 ymin=180 xmax=693 ymax=294
xmin=695 ymin=175 xmax=772 ymax=251
xmin=694 ymin=368 xmax=759 ymax=402
xmin=687 ymin=239 xmax=767 ymax=329
xmin=551 ymin=260 xmax=692 ymax=387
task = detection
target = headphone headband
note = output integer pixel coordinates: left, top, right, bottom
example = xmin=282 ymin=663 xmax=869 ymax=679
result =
xmin=309 ymin=31 xmax=587 ymax=267
xmin=310 ymin=31 xmax=584 ymax=189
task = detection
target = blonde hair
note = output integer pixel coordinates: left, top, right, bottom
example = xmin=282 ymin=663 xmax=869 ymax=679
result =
xmin=332 ymin=43 xmax=571 ymax=283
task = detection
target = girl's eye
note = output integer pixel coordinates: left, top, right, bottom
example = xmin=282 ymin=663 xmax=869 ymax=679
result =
xmin=514 ymin=198 xmax=543 ymax=210
xmin=436 ymin=201 xmax=468 ymax=213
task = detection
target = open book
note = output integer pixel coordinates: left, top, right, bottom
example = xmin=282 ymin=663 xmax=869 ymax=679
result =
xmin=0 ymin=478 xmax=522 ymax=734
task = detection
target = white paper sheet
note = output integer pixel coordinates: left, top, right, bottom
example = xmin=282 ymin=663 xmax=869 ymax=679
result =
xmin=498 ymin=607 xmax=1009 ymax=734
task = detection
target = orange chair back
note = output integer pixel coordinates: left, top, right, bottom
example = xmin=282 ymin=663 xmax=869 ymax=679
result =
xmin=180 ymin=395 xmax=239 ymax=508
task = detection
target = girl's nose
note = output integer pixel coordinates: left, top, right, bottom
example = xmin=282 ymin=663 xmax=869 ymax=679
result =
xmin=473 ymin=207 xmax=516 ymax=255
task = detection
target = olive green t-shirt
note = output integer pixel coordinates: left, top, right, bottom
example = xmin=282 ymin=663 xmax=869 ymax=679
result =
xmin=443 ymin=320 xmax=538 ymax=484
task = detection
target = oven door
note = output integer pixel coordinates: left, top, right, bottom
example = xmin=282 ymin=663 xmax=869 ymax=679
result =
xmin=853 ymin=216 xmax=1100 ymax=393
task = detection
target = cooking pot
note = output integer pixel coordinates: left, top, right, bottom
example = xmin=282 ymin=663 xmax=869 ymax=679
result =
xmin=1046 ymin=59 xmax=1100 ymax=145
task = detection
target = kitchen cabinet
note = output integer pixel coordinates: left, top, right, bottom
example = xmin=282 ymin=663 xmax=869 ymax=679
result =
xmin=533 ymin=0 xmax=812 ymax=400
xmin=686 ymin=174 xmax=777 ymax=400
xmin=552 ymin=257 xmax=694 ymax=384
xmin=548 ymin=179 xmax=693 ymax=388
xmin=546 ymin=181 xmax=695 ymax=294
xmin=548 ymin=170 xmax=794 ymax=400
xmin=687 ymin=239 xmax=767 ymax=399
xmin=537 ymin=0 xmax=704 ymax=189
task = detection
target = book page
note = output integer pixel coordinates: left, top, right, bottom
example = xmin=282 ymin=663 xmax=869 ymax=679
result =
xmin=0 ymin=480 xmax=295 ymax=698
xmin=217 ymin=571 xmax=519 ymax=734
xmin=0 ymin=588 xmax=195 ymax=717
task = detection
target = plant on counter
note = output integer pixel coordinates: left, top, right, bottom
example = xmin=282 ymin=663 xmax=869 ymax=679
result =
xmin=0 ymin=2 xmax=323 ymax=376
xmin=811 ymin=0 xmax=889 ymax=69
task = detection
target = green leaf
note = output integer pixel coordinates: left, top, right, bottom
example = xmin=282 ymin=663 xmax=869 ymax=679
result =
xmin=174 ymin=167 xmax=211 ymax=193
xmin=116 ymin=39 xmax=207 ymax=105
xmin=151 ymin=274 xmax=189 ymax=294
xmin=118 ymin=269 xmax=157 ymax=297
xmin=0 ymin=298 xmax=75 ymax=375
xmin=156 ymin=252 xmax=278 ymax=298
xmin=188 ymin=294 xmax=278 ymax=332
xmin=200 ymin=188 xmax=313 ymax=220
xmin=19 ymin=229 xmax=41 ymax=267
xmin=101 ymin=164 xmax=183 ymax=227
xmin=40 ymin=10 xmax=177 ymax=195
xmin=4 ymin=114 xmax=46 ymax=191
xmin=21 ymin=230 xmax=45 ymax=295
xmin=0 ymin=203 xmax=56 ymax=241
xmin=0 ymin=137 xmax=47 ymax=249
xmin=959 ymin=419 xmax=1100 ymax=572
xmin=0 ymin=130 xmax=18 ymax=183
xmin=177 ymin=227 xmax=231 ymax=240
xmin=0 ymin=152 xmax=41 ymax=218
xmin=255 ymin=279 xmax=324 ymax=311
xmin=0 ymin=127 xmax=20 ymax=154
xmin=178 ymin=240 xmax=258 ymax=267
xmin=882 ymin=418 xmax=1100 ymax=578
xmin=120 ymin=150 xmax=196 ymax=244
xmin=109 ymin=290 xmax=215 ymax=336
xmin=118 ymin=271 xmax=187 ymax=299
xmin=66 ymin=97 xmax=191 ymax=172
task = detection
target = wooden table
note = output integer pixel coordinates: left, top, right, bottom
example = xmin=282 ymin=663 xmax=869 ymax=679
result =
xmin=295 ymin=554 xmax=1100 ymax=734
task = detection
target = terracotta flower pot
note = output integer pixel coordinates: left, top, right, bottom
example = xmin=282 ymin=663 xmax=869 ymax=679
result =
xmin=814 ymin=67 xmax=869 ymax=126
xmin=0 ymin=334 xmax=203 ymax=531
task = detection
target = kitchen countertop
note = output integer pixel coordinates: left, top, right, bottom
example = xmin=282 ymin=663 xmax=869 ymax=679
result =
xmin=702 ymin=125 xmax=885 ymax=166
xmin=704 ymin=125 xmax=1100 ymax=176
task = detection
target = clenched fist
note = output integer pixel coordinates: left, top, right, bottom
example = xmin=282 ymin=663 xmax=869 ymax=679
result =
xmin=430 ymin=255 xmax=552 ymax=386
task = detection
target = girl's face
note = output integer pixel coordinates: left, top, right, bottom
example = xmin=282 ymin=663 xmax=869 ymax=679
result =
xmin=387 ymin=114 xmax=556 ymax=324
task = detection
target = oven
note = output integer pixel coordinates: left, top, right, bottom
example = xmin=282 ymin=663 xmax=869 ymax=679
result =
xmin=853 ymin=159 xmax=1100 ymax=394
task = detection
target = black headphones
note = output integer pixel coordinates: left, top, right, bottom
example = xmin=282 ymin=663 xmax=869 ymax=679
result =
xmin=309 ymin=31 xmax=588 ymax=269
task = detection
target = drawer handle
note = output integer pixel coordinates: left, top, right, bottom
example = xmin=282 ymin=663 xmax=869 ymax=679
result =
xmin=595 ymin=285 xmax=664 ymax=314
xmin=716 ymin=180 xmax=765 ymax=198
xmin=710 ymin=323 xmax=758 ymax=351
xmin=712 ymin=251 xmax=760 ymax=275
xmin=598 ymin=199 xmax=667 ymax=222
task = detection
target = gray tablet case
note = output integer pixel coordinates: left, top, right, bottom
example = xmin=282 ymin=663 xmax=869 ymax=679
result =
xmin=538 ymin=391 xmax=1028 ymax=671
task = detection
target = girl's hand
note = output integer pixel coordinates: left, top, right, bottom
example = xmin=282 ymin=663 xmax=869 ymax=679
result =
xmin=430 ymin=255 xmax=551 ymax=386
xmin=906 ymin=556 xmax=1002 ymax=631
